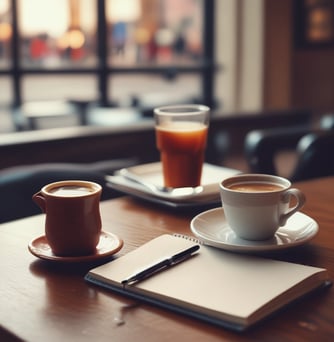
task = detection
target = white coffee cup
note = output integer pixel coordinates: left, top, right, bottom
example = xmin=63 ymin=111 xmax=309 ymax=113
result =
xmin=220 ymin=174 xmax=306 ymax=241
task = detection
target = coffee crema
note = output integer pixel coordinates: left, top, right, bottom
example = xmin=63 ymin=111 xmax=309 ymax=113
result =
xmin=49 ymin=186 xmax=95 ymax=197
xmin=227 ymin=181 xmax=284 ymax=193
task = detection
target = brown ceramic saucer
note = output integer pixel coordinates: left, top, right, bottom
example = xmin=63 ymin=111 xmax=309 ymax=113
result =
xmin=28 ymin=231 xmax=123 ymax=263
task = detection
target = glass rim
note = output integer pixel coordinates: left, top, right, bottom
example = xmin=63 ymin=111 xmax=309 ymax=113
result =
xmin=154 ymin=104 xmax=210 ymax=116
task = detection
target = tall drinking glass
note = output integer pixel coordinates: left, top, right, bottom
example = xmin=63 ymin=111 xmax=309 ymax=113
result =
xmin=154 ymin=104 xmax=210 ymax=188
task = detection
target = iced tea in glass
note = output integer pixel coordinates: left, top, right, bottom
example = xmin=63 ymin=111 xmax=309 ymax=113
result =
xmin=154 ymin=104 xmax=210 ymax=188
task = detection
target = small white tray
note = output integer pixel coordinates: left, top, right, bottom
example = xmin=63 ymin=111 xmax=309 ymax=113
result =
xmin=106 ymin=162 xmax=240 ymax=209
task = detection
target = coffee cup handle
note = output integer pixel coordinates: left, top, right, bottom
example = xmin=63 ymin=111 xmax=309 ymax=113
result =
xmin=32 ymin=191 xmax=46 ymax=213
xmin=279 ymin=188 xmax=306 ymax=226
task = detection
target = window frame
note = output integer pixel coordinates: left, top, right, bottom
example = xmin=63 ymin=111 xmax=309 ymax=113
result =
xmin=0 ymin=0 xmax=216 ymax=113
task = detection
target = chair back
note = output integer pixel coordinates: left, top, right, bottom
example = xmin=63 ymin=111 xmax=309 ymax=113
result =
xmin=244 ymin=122 xmax=334 ymax=181
xmin=291 ymin=130 xmax=334 ymax=181
xmin=0 ymin=160 xmax=135 ymax=223
xmin=244 ymin=126 xmax=311 ymax=176
xmin=320 ymin=114 xmax=334 ymax=130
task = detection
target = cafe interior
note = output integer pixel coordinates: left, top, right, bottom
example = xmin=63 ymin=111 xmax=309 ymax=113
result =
xmin=0 ymin=1 xmax=334 ymax=341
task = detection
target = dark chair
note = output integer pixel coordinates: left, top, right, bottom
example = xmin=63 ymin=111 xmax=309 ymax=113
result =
xmin=244 ymin=128 xmax=334 ymax=182
xmin=0 ymin=159 xmax=135 ymax=223
xmin=206 ymin=108 xmax=312 ymax=166
xmin=244 ymin=126 xmax=311 ymax=176
xmin=291 ymin=130 xmax=334 ymax=181
xmin=320 ymin=113 xmax=334 ymax=130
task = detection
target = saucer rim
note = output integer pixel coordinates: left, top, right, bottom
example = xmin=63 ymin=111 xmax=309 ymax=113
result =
xmin=28 ymin=230 xmax=123 ymax=263
xmin=190 ymin=207 xmax=318 ymax=253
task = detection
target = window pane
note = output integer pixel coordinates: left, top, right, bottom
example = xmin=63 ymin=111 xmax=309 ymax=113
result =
xmin=106 ymin=0 xmax=204 ymax=66
xmin=109 ymin=73 xmax=201 ymax=108
xmin=0 ymin=0 xmax=11 ymax=69
xmin=18 ymin=0 xmax=97 ymax=69
xmin=0 ymin=76 xmax=14 ymax=132
xmin=0 ymin=75 xmax=11 ymax=102
xmin=0 ymin=106 xmax=15 ymax=133
xmin=22 ymin=75 xmax=98 ymax=101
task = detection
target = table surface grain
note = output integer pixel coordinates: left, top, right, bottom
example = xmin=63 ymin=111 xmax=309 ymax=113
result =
xmin=1 ymin=176 xmax=333 ymax=342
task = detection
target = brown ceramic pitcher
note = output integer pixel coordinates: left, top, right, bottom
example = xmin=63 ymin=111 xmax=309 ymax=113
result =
xmin=32 ymin=180 xmax=102 ymax=257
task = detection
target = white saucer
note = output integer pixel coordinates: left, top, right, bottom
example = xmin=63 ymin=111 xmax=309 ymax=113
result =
xmin=190 ymin=208 xmax=318 ymax=253
xmin=28 ymin=231 xmax=123 ymax=263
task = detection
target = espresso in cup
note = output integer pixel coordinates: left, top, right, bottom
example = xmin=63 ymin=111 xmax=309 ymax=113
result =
xmin=49 ymin=185 xmax=96 ymax=197
xmin=33 ymin=180 xmax=102 ymax=256
xmin=220 ymin=174 xmax=306 ymax=241
xmin=227 ymin=181 xmax=284 ymax=192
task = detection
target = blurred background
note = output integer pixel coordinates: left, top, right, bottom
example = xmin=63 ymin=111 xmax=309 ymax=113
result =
xmin=1 ymin=0 xmax=334 ymax=132
xmin=2 ymin=0 xmax=334 ymax=223
xmin=0 ymin=0 xmax=213 ymax=131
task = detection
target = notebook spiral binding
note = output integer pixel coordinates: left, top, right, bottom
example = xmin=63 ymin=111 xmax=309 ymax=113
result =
xmin=173 ymin=233 xmax=203 ymax=244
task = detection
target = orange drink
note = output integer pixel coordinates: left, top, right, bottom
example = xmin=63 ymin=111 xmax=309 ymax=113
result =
xmin=154 ymin=105 xmax=210 ymax=188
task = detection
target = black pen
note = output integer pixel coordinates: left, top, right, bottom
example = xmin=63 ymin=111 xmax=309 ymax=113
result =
xmin=122 ymin=244 xmax=200 ymax=286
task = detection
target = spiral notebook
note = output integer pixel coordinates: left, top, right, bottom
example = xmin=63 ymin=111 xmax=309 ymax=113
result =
xmin=85 ymin=234 xmax=330 ymax=331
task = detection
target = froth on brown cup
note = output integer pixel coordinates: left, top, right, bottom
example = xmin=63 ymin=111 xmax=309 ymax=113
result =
xmin=32 ymin=180 xmax=102 ymax=256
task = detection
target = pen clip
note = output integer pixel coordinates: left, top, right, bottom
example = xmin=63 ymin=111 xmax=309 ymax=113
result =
xmin=122 ymin=244 xmax=200 ymax=287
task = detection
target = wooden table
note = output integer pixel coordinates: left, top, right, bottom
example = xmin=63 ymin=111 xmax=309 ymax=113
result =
xmin=1 ymin=176 xmax=333 ymax=341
